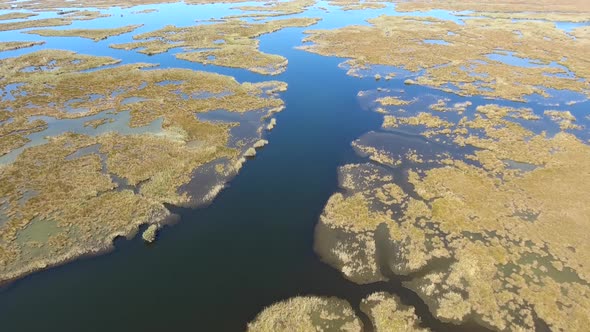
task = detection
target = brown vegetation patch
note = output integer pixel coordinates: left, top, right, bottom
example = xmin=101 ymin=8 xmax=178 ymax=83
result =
xmin=0 ymin=48 xmax=288 ymax=284
xmin=227 ymin=0 xmax=315 ymax=19
xmin=392 ymin=0 xmax=590 ymax=19
xmin=301 ymin=15 xmax=590 ymax=101
xmin=26 ymin=24 xmax=143 ymax=41
xmin=111 ymin=18 xmax=320 ymax=75
xmin=248 ymin=296 xmax=362 ymax=332
xmin=0 ymin=12 xmax=38 ymax=20
xmin=361 ymin=292 xmax=428 ymax=331
xmin=0 ymin=11 xmax=108 ymax=31
xmin=316 ymin=90 xmax=590 ymax=330
xmin=0 ymin=41 xmax=45 ymax=52
xmin=0 ymin=0 xmax=262 ymax=11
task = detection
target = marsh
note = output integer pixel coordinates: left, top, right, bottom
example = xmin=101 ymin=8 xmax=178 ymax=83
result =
xmin=0 ymin=1 xmax=589 ymax=331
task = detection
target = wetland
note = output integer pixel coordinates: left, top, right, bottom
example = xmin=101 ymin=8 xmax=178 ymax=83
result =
xmin=0 ymin=1 xmax=589 ymax=331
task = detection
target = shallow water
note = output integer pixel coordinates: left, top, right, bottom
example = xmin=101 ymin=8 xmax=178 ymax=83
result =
xmin=1 ymin=2 xmax=589 ymax=332
xmin=0 ymin=110 xmax=164 ymax=164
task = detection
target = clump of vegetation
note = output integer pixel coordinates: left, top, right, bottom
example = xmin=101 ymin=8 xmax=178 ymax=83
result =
xmin=244 ymin=147 xmax=257 ymax=157
xmin=376 ymin=96 xmax=412 ymax=106
xmin=329 ymin=0 xmax=387 ymax=11
xmin=142 ymin=224 xmax=158 ymax=243
xmin=544 ymin=110 xmax=582 ymax=130
xmin=248 ymin=296 xmax=362 ymax=332
xmin=361 ymin=292 xmax=429 ymax=332
xmin=266 ymin=118 xmax=277 ymax=130
xmin=383 ymin=113 xmax=453 ymax=129
xmin=0 ymin=41 xmax=45 ymax=52
xmin=0 ymin=10 xmax=107 ymax=31
xmin=476 ymin=104 xmax=540 ymax=120
xmin=27 ymin=24 xmax=143 ymax=41
xmin=253 ymin=139 xmax=268 ymax=148
xmin=83 ymin=118 xmax=112 ymax=129
xmin=0 ymin=12 xmax=38 ymax=21
xmin=429 ymin=99 xmax=471 ymax=114
xmin=226 ymin=0 xmax=316 ymax=19
xmin=352 ymin=141 xmax=400 ymax=167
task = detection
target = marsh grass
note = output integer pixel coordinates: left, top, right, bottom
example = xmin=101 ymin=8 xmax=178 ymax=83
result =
xmin=27 ymin=24 xmax=144 ymax=41
xmin=0 ymin=47 xmax=287 ymax=284
xmin=111 ymin=18 xmax=320 ymax=75
xmin=0 ymin=10 xmax=107 ymax=32
xmin=393 ymin=0 xmax=590 ymax=18
xmin=0 ymin=49 xmax=286 ymax=158
xmin=360 ymin=292 xmax=428 ymax=332
xmin=0 ymin=12 xmax=38 ymax=21
xmin=329 ymin=1 xmax=387 ymax=11
xmin=0 ymin=0 xmax=258 ymax=11
xmin=83 ymin=118 xmax=112 ymax=129
xmin=544 ymin=110 xmax=582 ymax=130
xmin=314 ymin=90 xmax=590 ymax=331
xmin=248 ymin=296 xmax=362 ymax=332
xmin=226 ymin=0 xmax=315 ymax=19
xmin=0 ymin=41 xmax=45 ymax=52
xmin=142 ymin=224 xmax=158 ymax=243
xmin=301 ymin=15 xmax=590 ymax=101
